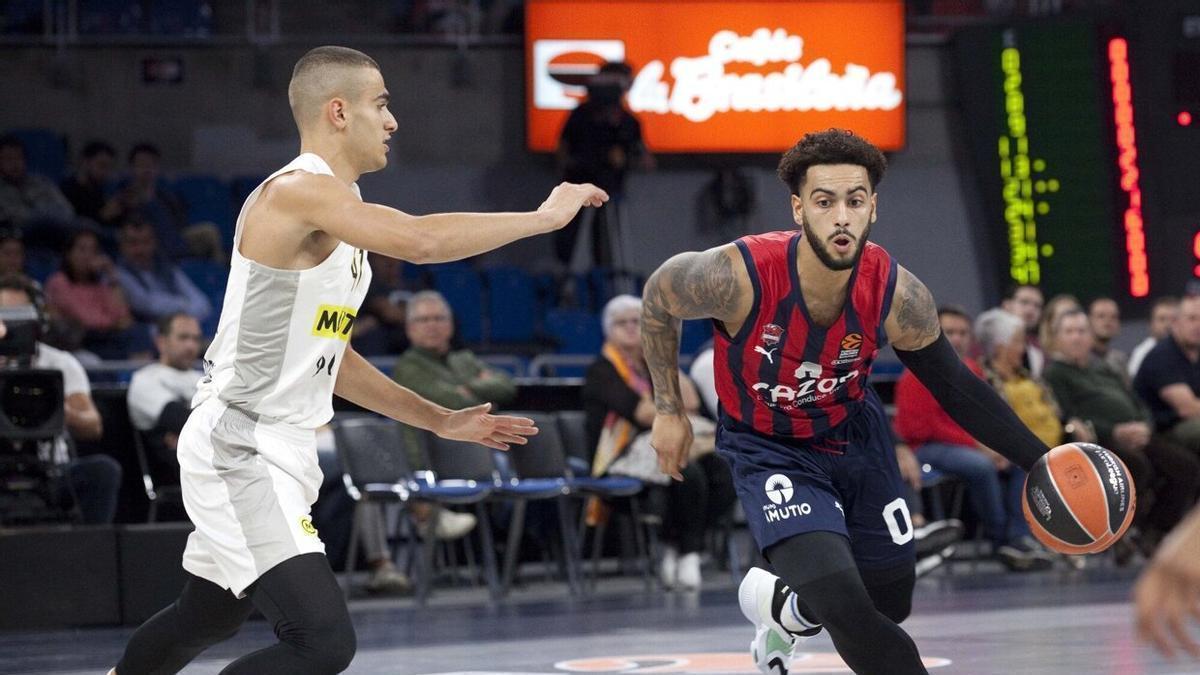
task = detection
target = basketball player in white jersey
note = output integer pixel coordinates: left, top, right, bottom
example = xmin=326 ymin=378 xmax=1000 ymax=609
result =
xmin=109 ymin=46 xmax=607 ymax=675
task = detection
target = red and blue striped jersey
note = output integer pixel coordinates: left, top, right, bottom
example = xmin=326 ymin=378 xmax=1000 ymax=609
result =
xmin=713 ymin=231 xmax=898 ymax=440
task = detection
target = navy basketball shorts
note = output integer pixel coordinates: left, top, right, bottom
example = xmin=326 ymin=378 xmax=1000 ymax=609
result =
xmin=717 ymin=393 xmax=916 ymax=571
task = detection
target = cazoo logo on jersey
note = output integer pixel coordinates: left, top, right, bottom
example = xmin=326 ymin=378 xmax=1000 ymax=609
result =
xmin=311 ymin=305 xmax=356 ymax=341
xmin=753 ymin=361 xmax=859 ymax=408
xmin=526 ymin=0 xmax=905 ymax=152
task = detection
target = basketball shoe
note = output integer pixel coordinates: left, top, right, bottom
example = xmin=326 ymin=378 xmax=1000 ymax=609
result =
xmin=738 ymin=567 xmax=822 ymax=675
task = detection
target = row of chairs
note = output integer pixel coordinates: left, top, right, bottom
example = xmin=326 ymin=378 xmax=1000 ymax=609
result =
xmin=332 ymin=410 xmax=651 ymax=603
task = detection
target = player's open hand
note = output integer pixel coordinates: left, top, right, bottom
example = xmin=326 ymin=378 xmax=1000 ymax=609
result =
xmin=1134 ymin=506 xmax=1200 ymax=659
xmin=537 ymin=182 xmax=609 ymax=231
xmin=650 ymin=413 xmax=693 ymax=481
xmin=437 ymin=403 xmax=538 ymax=451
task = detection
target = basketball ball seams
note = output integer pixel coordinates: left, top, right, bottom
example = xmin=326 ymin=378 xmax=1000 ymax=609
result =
xmin=1043 ymin=461 xmax=1101 ymax=542
xmin=1022 ymin=443 xmax=1137 ymax=555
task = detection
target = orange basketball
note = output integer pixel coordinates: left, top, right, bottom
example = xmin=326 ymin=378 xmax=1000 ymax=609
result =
xmin=1022 ymin=443 xmax=1136 ymax=554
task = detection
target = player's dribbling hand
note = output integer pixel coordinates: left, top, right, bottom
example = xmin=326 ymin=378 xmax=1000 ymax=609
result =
xmin=537 ymin=182 xmax=609 ymax=230
xmin=650 ymin=413 xmax=692 ymax=481
xmin=437 ymin=403 xmax=538 ymax=451
xmin=1134 ymin=506 xmax=1200 ymax=660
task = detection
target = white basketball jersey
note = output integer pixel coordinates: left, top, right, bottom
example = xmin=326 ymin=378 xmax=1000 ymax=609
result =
xmin=194 ymin=153 xmax=372 ymax=428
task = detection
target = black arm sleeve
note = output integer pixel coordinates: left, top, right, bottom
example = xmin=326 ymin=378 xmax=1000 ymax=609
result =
xmin=894 ymin=333 xmax=1048 ymax=471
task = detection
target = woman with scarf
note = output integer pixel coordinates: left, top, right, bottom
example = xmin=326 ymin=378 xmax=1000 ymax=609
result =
xmin=582 ymin=294 xmax=735 ymax=591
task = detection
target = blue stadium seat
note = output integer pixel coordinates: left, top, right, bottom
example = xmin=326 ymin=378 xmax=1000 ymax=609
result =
xmin=78 ymin=0 xmax=144 ymax=34
xmin=7 ymin=129 xmax=67 ymax=180
xmin=231 ymin=174 xmax=266 ymax=209
xmin=173 ymin=174 xmax=234 ymax=244
xmin=431 ymin=266 xmax=483 ymax=344
xmin=680 ymin=319 xmax=712 ymax=357
xmin=484 ymin=267 xmax=536 ymax=343
xmin=544 ymin=309 xmax=602 ymax=354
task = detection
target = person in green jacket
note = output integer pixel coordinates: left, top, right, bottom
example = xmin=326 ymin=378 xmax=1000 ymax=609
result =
xmin=392 ymin=290 xmax=517 ymax=411
xmin=391 ymin=289 xmax=519 ymax=538
xmin=1043 ymin=308 xmax=1200 ymax=556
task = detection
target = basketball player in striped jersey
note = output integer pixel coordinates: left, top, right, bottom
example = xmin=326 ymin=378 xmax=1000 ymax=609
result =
xmin=109 ymin=46 xmax=606 ymax=675
xmin=641 ymin=130 xmax=1052 ymax=675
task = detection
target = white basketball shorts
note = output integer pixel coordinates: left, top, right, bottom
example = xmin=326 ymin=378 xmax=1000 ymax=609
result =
xmin=178 ymin=398 xmax=326 ymax=597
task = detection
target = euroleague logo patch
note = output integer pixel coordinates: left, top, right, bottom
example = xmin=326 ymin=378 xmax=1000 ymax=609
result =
xmin=299 ymin=517 xmax=318 ymax=537
xmin=833 ymin=332 xmax=863 ymax=364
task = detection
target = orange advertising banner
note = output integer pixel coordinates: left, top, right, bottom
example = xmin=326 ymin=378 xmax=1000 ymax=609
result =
xmin=526 ymin=0 xmax=906 ymax=153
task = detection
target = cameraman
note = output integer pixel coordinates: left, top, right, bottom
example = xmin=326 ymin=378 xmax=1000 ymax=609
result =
xmin=555 ymin=61 xmax=653 ymax=273
xmin=0 ymin=274 xmax=121 ymax=524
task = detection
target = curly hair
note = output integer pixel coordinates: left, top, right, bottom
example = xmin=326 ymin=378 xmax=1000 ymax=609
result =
xmin=777 ymin=129 xmax=887 ymax=196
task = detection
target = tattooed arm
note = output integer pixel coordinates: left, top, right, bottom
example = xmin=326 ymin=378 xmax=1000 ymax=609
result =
xmin=883 ymin=266 xmax=941 ymax=351
xmin=888 ymin=265 xmax=1048 ymax=470
xmin=642 ymin=245 xmax=751 ymax=478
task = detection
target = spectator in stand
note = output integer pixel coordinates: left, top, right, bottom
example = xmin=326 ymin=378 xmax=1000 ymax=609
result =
xmin=0 ymin=228 xmax=24 ymax=277
xmin=1036 ymin=294 xmax=1080 ymax=362
xmin=44 ymin=229 xmax=151 ymax=360
xmin=113 ymin=143 xmax=223 ymax=261
xmin=1000 ymin=284 xmax=1045 ymax=376
xmin=1043 ymin=308 xmax=1199 ymax=557
xmin=60 ymin=141 xmax=122 ymax=228
xmin=688 ymin=340 xmax=719 ymax=420
xmin=0 ymin=135 xmax=77 ymax=250
xmin=1129 ymin=296 xmax=1179 ymax=378
xmin=0 ymin=274 xmax=122 ymax=523
xmin=1134 ymin=294 xmax=1200 ymax=455
xmin=895 ymin=306 xmax=1051 ymax=571
xmin=127 ymin=313 xmax=204 ymax=469
xmin=350 ymin=252 xmax=410 ymax=356
xmin=392 ymin=290 xmax=520 ymax=539
xmin=1089 ymin=296 xmax=1129 ymax=378
xmin=976 ymin=307 xmax=1096 ymax=565
xmin=583 ymin=294 xmax=734 ymax=591
xmin=113 ymin=216 xmax=212 ymax=324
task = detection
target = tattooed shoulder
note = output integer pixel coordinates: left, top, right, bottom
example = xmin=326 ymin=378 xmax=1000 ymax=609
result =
xmin=646 ymin=246 xmax=745 ymax=322
xmin=891 ymin=267 xmax=940 ymax=349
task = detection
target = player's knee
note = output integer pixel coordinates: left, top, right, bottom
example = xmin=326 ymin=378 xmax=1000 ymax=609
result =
xmin=274 ymin=609 xmax=356 ymax=672
xmin=873 ymin=591 xmax=911 ymax=623
xmin=308 ymin=614 xmax=357 ymax=672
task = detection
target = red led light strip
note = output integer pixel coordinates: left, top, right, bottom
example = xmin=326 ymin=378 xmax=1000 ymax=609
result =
xmin=1108 ymin=37 xmax=1149 ymax=298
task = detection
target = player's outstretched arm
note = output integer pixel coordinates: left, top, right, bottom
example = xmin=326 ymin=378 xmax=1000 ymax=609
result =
xmin=641 ymin=245 xmax=750 ymax=479
xmin=278 ymin=175 xmax=607 ymax=264
xmin=886 ymin=266 xmax=1047 ymax=471
xmin=334 ymin=347 xmax=536 ymax=450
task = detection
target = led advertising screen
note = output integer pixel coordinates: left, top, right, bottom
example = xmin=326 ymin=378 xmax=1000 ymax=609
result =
xmin=525 ymin=0 xmax=906 ymax=153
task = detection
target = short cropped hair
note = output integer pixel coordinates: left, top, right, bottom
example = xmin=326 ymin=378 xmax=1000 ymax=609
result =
xmin=937 ymin=304 xmax=972 ymax=323
xmin=82 ymin=141 xmax=116 ymax=160
xmin=777 ymin=129 xmax=887 ymax=196
xmin=156 ymin=312 xmax=194 ymax=338
xmin=974 ymin=308 xmax=1026 ymax=360
xmin=602 ymin=294 xmax=642 ymax=337
xmin=288 ymin=46 xmax=381 ymax=127
xmin=406 ymin=290 xmax=452 ymax=323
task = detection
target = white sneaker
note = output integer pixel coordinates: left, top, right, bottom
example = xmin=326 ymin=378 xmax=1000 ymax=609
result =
xmin=677 ymin=552 xmax=702 ymax=591
xmin=432 ymin=510 xmax=477 ymax=541
xmin=660 ymin=546 xmax=679 ymax=589
xmin=739 ymin=567 xmax=820 ymax=675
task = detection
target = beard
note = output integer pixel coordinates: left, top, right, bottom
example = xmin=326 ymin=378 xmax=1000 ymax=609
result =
xmin=800 ymin=213 xmax=872 ymax=272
